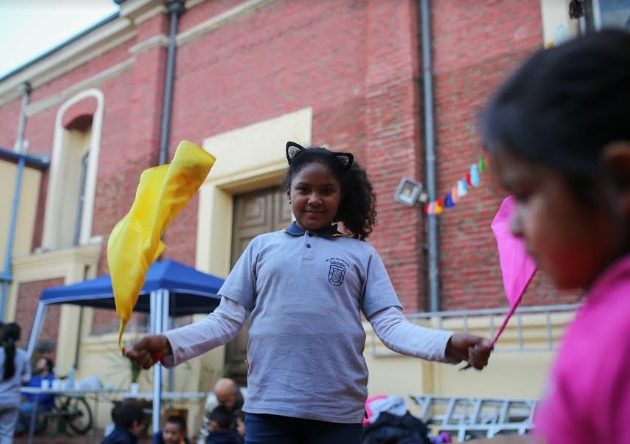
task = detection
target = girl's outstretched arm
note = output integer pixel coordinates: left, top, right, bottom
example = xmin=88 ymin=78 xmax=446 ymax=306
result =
xmin=369 ymin=306 xmax=492 ymax=369
xmin=124 ymin=296 xmax=248 ymax=369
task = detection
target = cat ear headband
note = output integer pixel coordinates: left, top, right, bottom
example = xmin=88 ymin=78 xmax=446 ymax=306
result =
xmin=286 ymin=141 xmax=354 ymax=170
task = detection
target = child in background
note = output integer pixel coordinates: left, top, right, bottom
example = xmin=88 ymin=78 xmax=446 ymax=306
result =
xmin=151 ymin=415 xmax=190 ymax=444
xmin=102 ymin=400 xmax=145 ymax=444
xmin=480 ymin=30 xmax=630 ymax=444
xmin=126 ymin=142 xmax=492 ymax=444
xmin=206 ymin=406 xmax=242 ymax=444
xmin=0 ymin=323 xmax=31 ymax=443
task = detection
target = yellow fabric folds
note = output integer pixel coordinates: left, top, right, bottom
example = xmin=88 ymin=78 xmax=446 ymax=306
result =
xmin=107 ymin=140 xmax=216 ymax=346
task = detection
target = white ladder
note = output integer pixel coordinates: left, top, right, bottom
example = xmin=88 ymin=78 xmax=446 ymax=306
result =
xmin=409 ymin=395 xmax=537 ymax=441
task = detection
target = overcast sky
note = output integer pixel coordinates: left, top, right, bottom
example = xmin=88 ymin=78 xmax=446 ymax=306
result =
xmin=0 ymin=0 xmax=118 ymax=78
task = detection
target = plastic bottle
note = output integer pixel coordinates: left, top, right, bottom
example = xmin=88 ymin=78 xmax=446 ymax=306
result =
xmin=431 ymin=432 xmax=452 ymax=443
xmin=66 ymin=366 xmax=75 ymax=390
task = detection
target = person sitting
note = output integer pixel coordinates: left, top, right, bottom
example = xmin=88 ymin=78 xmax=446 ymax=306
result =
xmin=206 ymin=405 xmax=242 ymax=444
xmin=151 ymin=415 xmax=190 ymax=444
xmin=102 ymin=400 xmax=145 ymax=444
xmin=212 ymin=378 xmax=244 ymax=412
xmin=199 ymin=378 xmax=245 ymax=441
xmin=15 ymin=357 xmax=55 ymax=434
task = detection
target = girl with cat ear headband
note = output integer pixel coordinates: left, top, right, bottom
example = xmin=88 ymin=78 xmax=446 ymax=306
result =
xmin=125 ymin=140 xmax=493 ymax=444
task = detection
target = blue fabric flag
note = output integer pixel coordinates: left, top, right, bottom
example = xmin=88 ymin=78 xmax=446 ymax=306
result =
xmin=471 ymin=164 xmax=480 ymax=187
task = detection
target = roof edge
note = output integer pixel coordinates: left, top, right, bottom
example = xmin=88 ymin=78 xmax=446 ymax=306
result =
xmin=0 ymin=12 xmax=120 ymax=83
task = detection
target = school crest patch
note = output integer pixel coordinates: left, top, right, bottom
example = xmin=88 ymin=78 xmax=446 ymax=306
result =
xmin=326 ymin=258 xmax=349 ymax=286
xmin=328 ymin=265 xmax=345 ymax=286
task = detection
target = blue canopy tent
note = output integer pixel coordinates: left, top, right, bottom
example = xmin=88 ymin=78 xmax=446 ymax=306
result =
xmin=26 ymin=259 xmax=224 ymax=433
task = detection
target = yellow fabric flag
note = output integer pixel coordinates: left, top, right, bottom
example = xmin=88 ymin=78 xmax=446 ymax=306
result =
xmin=107 ymin=140 xmax=216 ymax=346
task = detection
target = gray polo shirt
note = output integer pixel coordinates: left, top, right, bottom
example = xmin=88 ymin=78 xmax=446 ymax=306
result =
xmin=219 ymin=224 xmax=402 ymax=423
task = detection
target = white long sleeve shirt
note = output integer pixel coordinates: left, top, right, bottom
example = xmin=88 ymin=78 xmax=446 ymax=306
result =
xmin=165 ymin=296 xmax=453 ymax=366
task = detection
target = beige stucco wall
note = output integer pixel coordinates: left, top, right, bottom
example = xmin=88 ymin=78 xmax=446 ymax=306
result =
xmin=366 ymin=347 xmax=554 ymax=410
xmin=540 ymin=0 xmax=580 ymax=47
xmin=0 ymin=159 xmax=41 ymax=275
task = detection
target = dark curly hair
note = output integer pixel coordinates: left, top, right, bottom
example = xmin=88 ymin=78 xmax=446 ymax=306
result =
xmin=282 ymin=145 xmax=377 ymax=240
xmin=111 ymin=400 xmax=145 ymax=429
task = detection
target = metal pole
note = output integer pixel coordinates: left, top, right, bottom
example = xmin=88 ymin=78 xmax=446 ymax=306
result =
xmin=420 ymin=0 xmax=440 ymax=312
xmin=26 ymin=302 xmax=47 ymax=359
xmin=158 ymin=1 xmax=185 ymax=165
xmin=73 ymin=265 xmax=89 ymax=368
xmin=160 ymin=290 xmax=170 ymax=409
xmin=151 ymin=289 xmax=165 ymax=433
xmin=163 ymin=291 xmax=175 ymax=400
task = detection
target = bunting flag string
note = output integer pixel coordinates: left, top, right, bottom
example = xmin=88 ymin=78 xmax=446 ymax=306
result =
xmin=424 ymin=154 xmax=489 ymax=216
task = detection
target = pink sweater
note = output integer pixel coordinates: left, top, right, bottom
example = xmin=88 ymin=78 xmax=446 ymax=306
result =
xmin=535 ymin=254 xmax=630 ymax=444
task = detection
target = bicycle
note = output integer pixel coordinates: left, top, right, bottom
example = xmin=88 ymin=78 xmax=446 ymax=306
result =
xmin=27 ymin=394 xmax=93 ymax=436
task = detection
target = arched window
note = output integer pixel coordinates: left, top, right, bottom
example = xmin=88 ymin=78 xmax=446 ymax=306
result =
xmin=43 ymin=89 xmax=104 ymax=250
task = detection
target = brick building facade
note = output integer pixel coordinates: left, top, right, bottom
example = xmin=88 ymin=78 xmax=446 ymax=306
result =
xmin=0 ymin=0 xmax=576 ymax=315
xmin=1 ymin=0 xmax=609 ymax=415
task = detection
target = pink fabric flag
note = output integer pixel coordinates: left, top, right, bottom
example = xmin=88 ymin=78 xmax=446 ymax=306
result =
xmin=490 ymin=196 xmax=537 ymax=346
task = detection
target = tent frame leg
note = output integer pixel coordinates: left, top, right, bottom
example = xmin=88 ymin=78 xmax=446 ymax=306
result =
xmin=26 ymin=302 xmax=48 ymax=359
xmin=150 ymin=289 xmax=170 ymax=434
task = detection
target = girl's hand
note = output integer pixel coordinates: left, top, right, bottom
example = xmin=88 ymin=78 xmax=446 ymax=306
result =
xmin=123 ymin=334 xmax=172 ymax=369
xmin=446 ymin=333 xmax=493 ymax=370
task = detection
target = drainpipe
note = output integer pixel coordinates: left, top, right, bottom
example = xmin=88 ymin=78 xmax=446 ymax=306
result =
xmin=0 ymin=82 xmax=32 ymax=319
xmin=154 ymin=0 xmax=185 ymax=435
xmin=158 ymin=0 xmax=186 ymax=165
xmin=419 ymin=0 xmax=440 ymax=312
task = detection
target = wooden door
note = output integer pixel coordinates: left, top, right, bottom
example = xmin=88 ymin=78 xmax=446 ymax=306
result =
xmin=225 ymin=186 xmax=292 ymax=384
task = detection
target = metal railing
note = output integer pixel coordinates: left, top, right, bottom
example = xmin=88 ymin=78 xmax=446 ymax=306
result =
xmin=410 ymin=394 xmax=538 ymax=440
xmin=369 ymin=304 xmax=580 ymax=356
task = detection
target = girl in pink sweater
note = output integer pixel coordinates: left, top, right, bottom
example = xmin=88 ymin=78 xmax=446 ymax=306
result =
xmin=481 ymin=30 xmax=630 ymax=444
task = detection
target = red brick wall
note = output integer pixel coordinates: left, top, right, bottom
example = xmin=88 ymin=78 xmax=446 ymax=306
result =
xmin=166 ymin=0 xmax=376 ymax=266
xmin=431 ymin=0 xmax=580 ymax=309
xmin=362 ymin=0 xmax=425 ymax=311
xmin=0 ymin=0 xmax=579 ymax=321
xmin=14 ymin=279 xmax=63 ymax=352
xmin=0 ymin=98 xmax=21 ymax=149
